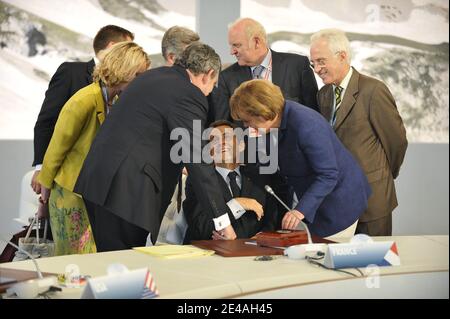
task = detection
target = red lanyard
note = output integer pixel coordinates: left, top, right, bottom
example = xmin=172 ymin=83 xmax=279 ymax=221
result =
xmin=263 ymin=56 xmax=272 ymax=81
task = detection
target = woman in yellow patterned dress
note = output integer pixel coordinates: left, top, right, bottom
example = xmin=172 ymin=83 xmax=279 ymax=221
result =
xmin=38 ymin=42 xmax=150 ymax=255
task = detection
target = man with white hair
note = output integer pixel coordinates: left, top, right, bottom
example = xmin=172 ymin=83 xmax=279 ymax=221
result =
xmin=310 ymin=29 xmax=408 ymax=236
xmin=211 ymin=17 xmax=318 ymax=122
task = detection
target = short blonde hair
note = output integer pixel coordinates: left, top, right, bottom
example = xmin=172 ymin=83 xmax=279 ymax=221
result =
xmin=230 ymin=80 xmax=284 ymax=121
xmin=93 ymin=41 xmax=150 ymax=87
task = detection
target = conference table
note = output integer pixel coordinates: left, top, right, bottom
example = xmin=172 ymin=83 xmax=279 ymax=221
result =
xmin=0 ymin=235 xmax=448 ymax=299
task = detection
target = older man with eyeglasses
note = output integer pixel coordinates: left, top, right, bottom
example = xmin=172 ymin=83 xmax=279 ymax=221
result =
xmin=310 ymin=29 xmax=408 ymax=236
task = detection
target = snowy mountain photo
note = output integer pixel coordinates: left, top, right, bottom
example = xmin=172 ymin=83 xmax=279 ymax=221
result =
xmin=0 ymin=0 xmax=448 ymax=142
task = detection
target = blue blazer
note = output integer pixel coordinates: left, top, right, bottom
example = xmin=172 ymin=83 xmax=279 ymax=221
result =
xmin=277 ymin=101 xmax=371 ymax=237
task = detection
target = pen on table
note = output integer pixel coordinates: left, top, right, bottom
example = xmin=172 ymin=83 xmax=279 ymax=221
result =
xmin=245 ymin=241 xmax=257 ymax=245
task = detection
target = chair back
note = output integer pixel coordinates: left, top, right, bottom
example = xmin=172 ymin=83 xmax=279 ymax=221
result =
xmin=14 ymin=170 xmax=39 ymax=226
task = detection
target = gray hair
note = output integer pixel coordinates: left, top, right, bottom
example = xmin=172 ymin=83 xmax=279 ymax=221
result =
xmin=229 ymin=18 xmax=267 ymax=45
xmin=174 ymin=42 xmax=221 ymax=76
xmin=311 ymin=29 xmax=352 ymax=63
xmin=161 ymin=26 xmax=200 ymax=61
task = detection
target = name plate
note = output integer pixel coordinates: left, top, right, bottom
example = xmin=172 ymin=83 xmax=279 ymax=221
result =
xmin=81 ymin=264 xmax=159 ymax=299
xmin=323 ymin=241 xmax=400 ymax=269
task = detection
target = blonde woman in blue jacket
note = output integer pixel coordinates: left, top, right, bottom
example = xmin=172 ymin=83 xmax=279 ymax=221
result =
xmin=38 ymin=42 xmax=150 ymax=255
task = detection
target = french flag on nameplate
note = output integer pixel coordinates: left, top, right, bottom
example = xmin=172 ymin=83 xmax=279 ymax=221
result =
xmin=383 ymin=242 xmax=400 ymax=266
xmin=142 ymin=270 xmax=159 ymax=299
xmin=324 ymin=240 xmax=401 ymax=269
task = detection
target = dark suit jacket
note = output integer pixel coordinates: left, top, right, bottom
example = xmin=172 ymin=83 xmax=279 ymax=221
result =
xmin=74 ymin=66 xmax=232 ymax=243
xmin=277 ymin=101 xmax=372 ymax=237
xmin=183 ymin=166 xmax=279 ymax=243
xmin=210 ymin=50 xmax=318 ymax=123
xmin=33 ymin=59 xmax=95 ymax=166
xmin=317 ymin=68 xmax=408 ymax=222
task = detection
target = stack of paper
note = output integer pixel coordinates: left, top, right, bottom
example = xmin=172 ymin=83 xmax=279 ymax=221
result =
xmin=133 ymin=245 xmax=215 ymax=259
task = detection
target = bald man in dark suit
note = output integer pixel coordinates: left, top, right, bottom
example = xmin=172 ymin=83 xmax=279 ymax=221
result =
xmin=210 ymin=18 xmax=318 ymax=124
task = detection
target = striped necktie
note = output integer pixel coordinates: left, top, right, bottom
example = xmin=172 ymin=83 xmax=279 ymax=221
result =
xmin=252 ymin=65 xmax=265 ymax=79
xmin=335 ymin=86 xmax=343 ymax=106
xmin=331 ymin=86 xmax=343 ymax=127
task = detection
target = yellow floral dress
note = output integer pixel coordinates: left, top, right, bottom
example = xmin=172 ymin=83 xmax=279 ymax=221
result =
xmin=49 ymin=183 xmax=96 ymax=255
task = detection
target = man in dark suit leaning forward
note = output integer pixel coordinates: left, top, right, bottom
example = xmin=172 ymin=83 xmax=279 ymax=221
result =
xmin=183 ymin=120 xmax=279 ymax=243
xmin=75 ymin=43 xmax=238 ymax=252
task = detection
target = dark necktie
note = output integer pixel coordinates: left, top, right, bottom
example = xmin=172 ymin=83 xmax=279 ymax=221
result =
xmin=228 ymin=171 xmax=241 ymax=198
xmin=176 ymin=173 xmax=183 ymax=212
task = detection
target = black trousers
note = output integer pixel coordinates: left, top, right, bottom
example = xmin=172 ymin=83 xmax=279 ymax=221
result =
xmin=84 ymin=199 xmax=148 ymax=252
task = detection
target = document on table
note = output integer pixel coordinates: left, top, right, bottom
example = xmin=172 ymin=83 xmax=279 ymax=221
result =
xmin=133 ymin=245 xmax=215 ymax=259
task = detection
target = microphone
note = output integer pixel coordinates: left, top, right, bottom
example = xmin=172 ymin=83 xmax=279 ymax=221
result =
xmin=1 ymin=236 xmax=57 ymax=298
xmin=265 ymin=185 xmax=328 ymax=259
xmin=264 ymin=185 xmax=312 ymax=244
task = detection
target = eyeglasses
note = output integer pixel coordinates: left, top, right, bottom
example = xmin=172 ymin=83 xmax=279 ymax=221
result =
xmin=310 ymin=59 xmax=327 ymax=69
xmin=310 ymin=51 xmax=342 ymax=69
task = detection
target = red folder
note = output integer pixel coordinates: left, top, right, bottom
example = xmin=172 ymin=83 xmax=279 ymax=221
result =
xmin=192 ymin=231 xmax=333 ymax=257
xmin=254 ymin=230 xmax=309 ymax=247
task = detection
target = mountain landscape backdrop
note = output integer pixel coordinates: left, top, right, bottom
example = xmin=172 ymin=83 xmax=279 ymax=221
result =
xmin=0 ymin=0 xmax=448 ymax=142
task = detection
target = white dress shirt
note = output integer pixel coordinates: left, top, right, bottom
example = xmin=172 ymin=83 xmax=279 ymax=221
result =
xmin=212 ymin=166 xmax=247 ymax=230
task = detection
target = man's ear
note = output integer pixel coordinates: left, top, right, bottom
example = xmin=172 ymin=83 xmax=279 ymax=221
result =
xmin=202 ymin=69 xmax=215 ymax=84
xmin=253 ymin=36 xmax=262 ymax=49
xmin=106 ymin=41 xmax=116 ymax=50
xmin=165 ymin=53 xmax=177 ymax=66
xmin=338 ymin=51 xmax=347 ymax=63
